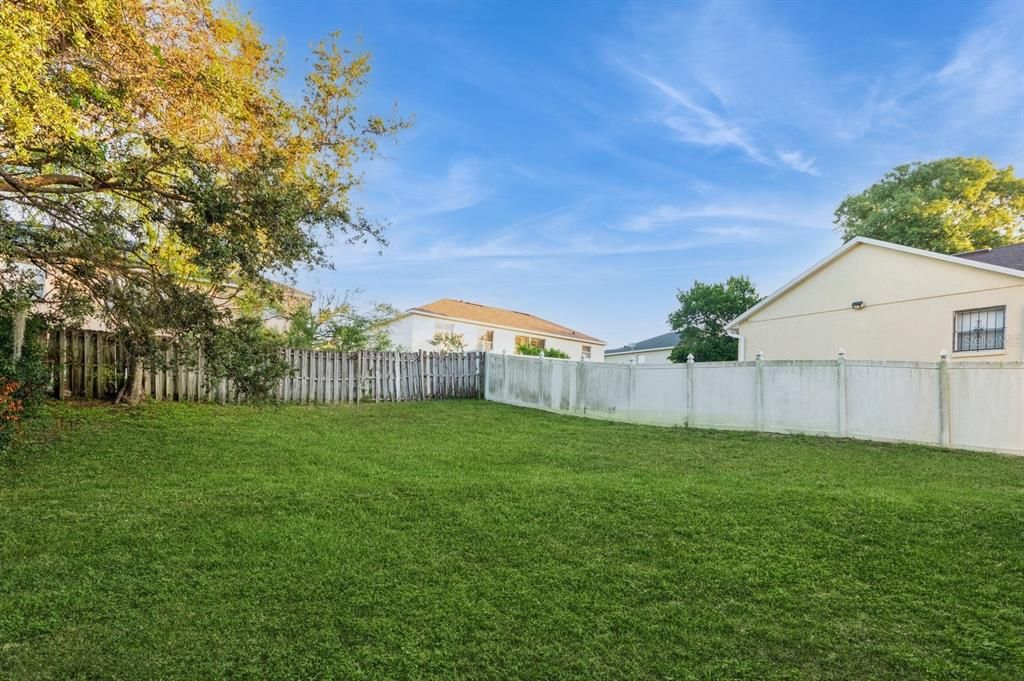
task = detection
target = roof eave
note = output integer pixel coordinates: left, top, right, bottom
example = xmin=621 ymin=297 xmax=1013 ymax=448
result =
xmin=405 ymin=308 xmax=606 ymax=345
xmin=727 ymin=236 xmax=1024 ymax=330
xmin=605 ymin=345 xmax=676 ymax=356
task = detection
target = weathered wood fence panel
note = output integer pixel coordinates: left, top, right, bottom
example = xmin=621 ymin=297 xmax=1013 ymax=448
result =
xmin=47 ymin=330 xmax=485 ymax=403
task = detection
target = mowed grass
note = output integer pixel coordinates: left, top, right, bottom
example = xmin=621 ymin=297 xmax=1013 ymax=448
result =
xmin=1 ymin=401 xmax=1022 ymax=680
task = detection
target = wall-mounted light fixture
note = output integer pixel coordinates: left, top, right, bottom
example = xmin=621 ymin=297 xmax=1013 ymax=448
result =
xmin=851 ymin=300 xmax=865 ymax=310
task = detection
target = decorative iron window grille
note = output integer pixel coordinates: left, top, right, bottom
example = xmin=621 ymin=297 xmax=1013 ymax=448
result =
xmin=953 ymin=306 xmax=1005 ymax=352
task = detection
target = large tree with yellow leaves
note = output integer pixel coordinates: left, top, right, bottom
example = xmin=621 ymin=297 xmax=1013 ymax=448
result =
xmin=0 ymin=0 xmax=406 ymax=401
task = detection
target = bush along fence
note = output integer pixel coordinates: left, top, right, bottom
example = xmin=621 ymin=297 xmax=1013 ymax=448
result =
xmin=484 ymin=352 xmax=1024 ymax=456
xmin=47 ymin=329 xmax=485 ymax=403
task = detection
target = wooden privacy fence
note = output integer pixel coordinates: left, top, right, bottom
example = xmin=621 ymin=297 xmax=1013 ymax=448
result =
xmin=47 ymin=329 xmax=485 ymax=403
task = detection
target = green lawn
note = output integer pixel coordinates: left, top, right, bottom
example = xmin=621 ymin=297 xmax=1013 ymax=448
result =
xmin=1 ymin=401 xmax=1022 ymax=679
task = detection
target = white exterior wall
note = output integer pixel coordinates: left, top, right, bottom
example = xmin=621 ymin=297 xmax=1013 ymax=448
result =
xmin=484 ymin=353 xmax=1024 ymax=456
xmin=605 ymin=348 xmax=674 ymax=365
xmin=387 ymin=312 xmax=605 ymax=360
xmin=736 ymin=242 xmax=1024 ymax=362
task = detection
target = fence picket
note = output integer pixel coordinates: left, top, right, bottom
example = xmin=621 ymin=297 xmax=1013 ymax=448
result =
xmin=45 ymin=331 xmax=486 ymax=405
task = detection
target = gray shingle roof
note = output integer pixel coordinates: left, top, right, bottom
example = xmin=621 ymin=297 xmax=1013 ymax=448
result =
xmin=606 ymin=331 xmax=680 ymax=356
xmin=955 ymin=243 xmax=1024 ymax=271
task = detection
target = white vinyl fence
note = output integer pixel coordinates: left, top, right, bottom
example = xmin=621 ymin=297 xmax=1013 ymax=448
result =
xmin=484 ymin=353 xmax=1024 ymax=456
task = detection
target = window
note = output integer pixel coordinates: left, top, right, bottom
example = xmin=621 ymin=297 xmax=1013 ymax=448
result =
xmin=13 ymin=263 xmax=45 ymax=299
xmin=581 ymin=345 xmax=591 ymax=360
xmin=514 ymin=335 xmax=545 ymax=350
xmin=478 ymin=329 xmax=494 ymax=351
xmin=954 ymin=306 xmax=1005 ymax=352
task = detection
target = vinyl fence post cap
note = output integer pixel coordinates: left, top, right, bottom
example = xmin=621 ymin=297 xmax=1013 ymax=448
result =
xmin=755 ymin=351 xmax=764 ymax=360
xmin=838 ymin=348 xmax=846 ymax=358
xmin=686 ymin=353 xmax=694 ymax=363
xmin=939 ymin=349 xmax=948 ymax=360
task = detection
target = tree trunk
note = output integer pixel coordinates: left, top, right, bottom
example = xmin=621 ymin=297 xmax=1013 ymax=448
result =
xmin=116 ymin=357 xmax=146 ymax=405
xmin=11 ymin=310 xmax=26 ymax=362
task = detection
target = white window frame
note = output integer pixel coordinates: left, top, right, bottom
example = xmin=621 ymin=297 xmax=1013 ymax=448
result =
xmin=514 ymin=335 xmax=546 ymax=350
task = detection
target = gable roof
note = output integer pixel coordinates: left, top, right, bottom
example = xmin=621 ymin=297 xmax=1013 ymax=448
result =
xmin=727 ymin=236 xmax=1024 ymax=331
xmin=606 ymin=331 xmax=680 ymax=355
xmin=409 ymin=298 xmax=605 ymax=344
xmin=956 ymin=243 xmax=1024 ymax=271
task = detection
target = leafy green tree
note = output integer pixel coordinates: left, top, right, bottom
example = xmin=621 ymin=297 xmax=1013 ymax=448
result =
xmin=430 ymin=331 xmax=467 ymax=353
xmin=835 ymin=158 xmax=1024 ymax=253
xmin=286 ymin=292 xmax=400 ymax=352
xmin=0 ymin=1 xmax=408 ymax=402
xmin=668 ymin=277 xmax=761 ymax=362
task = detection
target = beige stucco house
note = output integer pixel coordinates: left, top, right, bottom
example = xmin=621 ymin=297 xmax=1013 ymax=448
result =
xmin=727 ymin=237 xmax=1024 ymax=362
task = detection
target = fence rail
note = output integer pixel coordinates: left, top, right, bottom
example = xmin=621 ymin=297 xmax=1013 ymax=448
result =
xmin=47 ymin=330 xmax=484 ymax=403
xmin=484 ymin=353 xmax=1024 ymax=456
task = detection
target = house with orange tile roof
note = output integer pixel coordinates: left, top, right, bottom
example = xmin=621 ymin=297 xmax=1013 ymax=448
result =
xmin=387 ymin=298 xmax=605 ymax=360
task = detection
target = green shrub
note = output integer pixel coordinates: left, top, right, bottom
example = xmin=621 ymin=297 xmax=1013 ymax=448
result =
xmin=0 ymin=315 xmax=50 ymax=411
xmin=515 ymin=344 xmax=570 ymax=359
xmin=199 ymin=317 xmax=290 ymax=402
xmin=0 ymin=315 xmax=51 ymax=448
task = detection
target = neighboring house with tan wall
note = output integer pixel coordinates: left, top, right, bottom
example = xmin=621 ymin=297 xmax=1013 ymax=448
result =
xmin=386 ymin=298 xmax=605 ymax=360
xmin=727 ymin=237 xmax=1024 ymax=362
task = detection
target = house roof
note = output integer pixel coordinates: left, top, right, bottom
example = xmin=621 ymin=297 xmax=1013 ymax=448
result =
xmin=606 ymin=331 xmax=680 ymax=355
xmin=264 ymin=280 xmax=313 ymax=303
xmin=727 ymin=236 xmax=1024 ymax=331
xmin=409 ymin=298 xmax=605 ymax=344
xmin=955 ymin=243 xmax=1024 ymax=271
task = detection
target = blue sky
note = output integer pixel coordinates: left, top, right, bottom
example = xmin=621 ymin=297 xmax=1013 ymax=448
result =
xmin=243 ymin=0 xmax=1024 ymax=347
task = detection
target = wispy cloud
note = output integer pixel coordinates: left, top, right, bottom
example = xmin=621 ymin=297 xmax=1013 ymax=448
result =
xmin=325 ymin=192 xmax=807 ymax=272
xmin=362 ymin=156 xmax=492 ymax=227
xmin=619 ymin=199 xmax=831 ymax=233
xmin=636 ymin=72 xmax=768 ymax=164
xmin=776 ymin=150 xmax=819 ymax=175
xmin=607 ymin=2 xmax=826 ymax=175
xmin=695 ymin=225 xmax=767 ymax=240
xmin=936 ymin=1 xmax=1024 ymax=118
